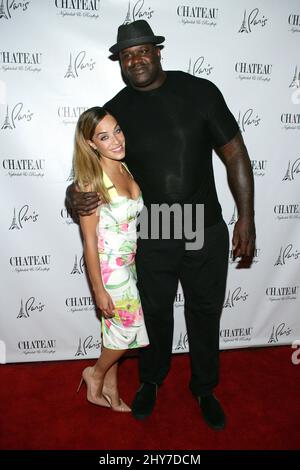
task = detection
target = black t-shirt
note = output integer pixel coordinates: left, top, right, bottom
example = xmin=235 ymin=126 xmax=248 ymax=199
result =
xmin=105 ymin=71 xmax=239 ymax=227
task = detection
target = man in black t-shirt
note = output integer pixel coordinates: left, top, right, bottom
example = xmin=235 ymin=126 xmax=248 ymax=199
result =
xmin=67 ymin=20 xmax=255 ymax=431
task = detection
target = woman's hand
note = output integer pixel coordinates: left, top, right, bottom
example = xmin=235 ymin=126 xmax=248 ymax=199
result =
xmin=94 ymin=288 xmax=115 ymax=318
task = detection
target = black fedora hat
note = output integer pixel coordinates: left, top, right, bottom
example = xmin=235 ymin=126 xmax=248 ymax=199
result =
xmin=109 ymin=20 xmax=165 ymax=60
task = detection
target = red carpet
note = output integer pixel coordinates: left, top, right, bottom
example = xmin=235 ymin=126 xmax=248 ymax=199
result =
xmin=0 ymin=346 xmax=299 ymax=450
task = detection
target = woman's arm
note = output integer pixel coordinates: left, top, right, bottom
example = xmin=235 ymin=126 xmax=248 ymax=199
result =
xmin=79 ymin=212 xmax=115 ymax=317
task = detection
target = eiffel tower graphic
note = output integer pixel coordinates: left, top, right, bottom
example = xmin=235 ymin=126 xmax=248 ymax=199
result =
xmin=64 ymin=53 xmax=75 ymax=78
xmin=223 ymin=290 xmax=232 ymax=308
xmin=268 ymin=326 xmax=277 ymax=344
xmin=0 ymin=0 xmax=9 ymax=20
xmin=79 ymin=255 xmax=85 ymax=272
xmin=289 ymin=66 xmax=298 ymax=88
xmin=228 ymin=206 xmax=237 ymax=225
xmin=70 ymin=255 xmax=82 ymax=274
xmin=282 ymin=161 xmax=292 ymax=181
xmin=238 ymin=10 xmax=249 ymax=33
xmin=75 ymin=338 xmax=85 ymax=357
xmin=274 ymin=248 xmax=283 ymax=266
xmin=17 ymin=299 xmax=29 ymax=319
xmin=289 ymin=66 xmax=300 ymax=88
xmin=123 ymin=1 xmax=132 ymax=24
xmin=175 ymin=332 xmax=188 ymax=351
xmin=1 ymin=105 xmax=13 ymax=129
xmin=9 ymin=208 xmax=20 ymax=230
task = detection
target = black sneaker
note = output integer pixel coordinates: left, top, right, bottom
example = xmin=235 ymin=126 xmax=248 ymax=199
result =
xmin=131 ymin=383 xmax=158 ymax=420
xmin=198 ymin=394 xmax=226 ymax=430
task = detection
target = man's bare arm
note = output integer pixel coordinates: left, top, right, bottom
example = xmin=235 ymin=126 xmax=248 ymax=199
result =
xmin=66 ymin=182 xmax=100 ymax=216
xmin=216 ymin=131 xmax=256 ymax=258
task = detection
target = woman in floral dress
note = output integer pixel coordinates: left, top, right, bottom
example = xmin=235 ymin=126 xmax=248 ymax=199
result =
xmin=74 ymin=107 xmax=149 ymax=412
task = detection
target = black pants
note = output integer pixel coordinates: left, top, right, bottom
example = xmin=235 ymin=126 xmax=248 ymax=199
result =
xmin=135 ymin=219 xmax=229 ymax=396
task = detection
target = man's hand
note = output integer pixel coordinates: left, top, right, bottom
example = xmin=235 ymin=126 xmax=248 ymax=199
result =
xmin=232 ymin=215 xmax=256 ymax=259
xmin=66 ymin=182 xmax=100 ymax=216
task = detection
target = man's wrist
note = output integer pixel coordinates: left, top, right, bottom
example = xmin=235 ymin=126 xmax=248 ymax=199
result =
xmin=237 ymin=210 xmax=255 ymax=219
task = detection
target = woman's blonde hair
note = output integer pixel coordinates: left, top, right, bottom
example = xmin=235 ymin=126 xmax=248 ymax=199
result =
xmin=73 ymin=106 xmax=111 ymax=203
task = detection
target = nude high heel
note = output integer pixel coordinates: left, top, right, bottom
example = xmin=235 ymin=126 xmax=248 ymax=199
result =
xmin=103 ymin=395 xmax=131 ymax=412
xmin=77 ymin=366 xmax=111 ymax=408
xmin=102 ymin=391 xmax=131 ymax=412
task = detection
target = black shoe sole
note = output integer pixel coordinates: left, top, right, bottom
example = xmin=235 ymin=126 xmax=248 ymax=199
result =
xmin=131 ymin=411 xmax=152 ymax=420
xmin=202 ymin=417 xmax=226 ymax=431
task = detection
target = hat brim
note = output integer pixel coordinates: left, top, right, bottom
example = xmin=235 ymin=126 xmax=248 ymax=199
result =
xmin=109 ymin=35 xmax=165 ymax=61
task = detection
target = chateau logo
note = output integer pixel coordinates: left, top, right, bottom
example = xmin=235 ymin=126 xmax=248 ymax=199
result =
xmin=281 ymin=113 xmax=300 ymax=131
xmin=65 ymin=296 xmax=95 ymax=313
xmin=10 ymin=254 xmax=51 ymax=273
xmin=235 ymin=62 xmax=272 ymax=83
xmin=70 ymin=254 xmax=85 ymax=274
xmin=274 ymin=204 xmax=300 ymax=221
xmin=268 ymin=323 xmax=292 ymax=344
xmin=266 ymin=286 xmax=299 ymax=302
xmin=288 ymin=13 xmax=300 ymax=33
xmin=9 ymin=205 xmax=39 ymax=230
xmin=17 ymin=297 xmax=45 ymax=319
xmin=2 ymin=158 xmax=45 ymax=177
xmin=18 ymin=339 xmax=56 ymax=356
xmin=251 ymin=159 xmax=267 ymax=177
xmin=187 ymin=56 xmax=213 ymax=77
xmin=223 ymin=287 xmax=249 ymax=308
xmin=55 ymin=0 xmax=100 ymax=19
xmin=123 ymin=0 xmax=154 ymax=24
xmin=282 ymin=158 xmax=300 ymax=181
xmin=60 ymin=206 xmax=76 ymax=225
xmin=57 ymin=105 xmax=88 ymax=125
xmin=0 ymin=0 xmax=31 ymax=20
xmin=177 ymin=5 xmax=218 ymax=27
xmin=238 ymin=8 xmax=268 ymax=33
xmin=274 ymin=244 xmax=300 ymax=266
xmin=1 ymin=103 xmax=34 ymax=130
xmin=75 ymin=335 xmax=101 ymax=356
xmin=174 ymin=331 xmax=189 ymax=351
xmin=220 ymin=327 xmax=253 ymax=343
xmin=0 ymin=51 xmax=42 ymax=73
xmin=238 ymin=108 xmax=261 ymax=133
xmin=64 ymin=51 xmax=96 ymax=79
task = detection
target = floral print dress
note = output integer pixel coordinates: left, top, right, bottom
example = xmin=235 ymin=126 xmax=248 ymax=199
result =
xmin=97 ymin=168 xmax=149 ymax=350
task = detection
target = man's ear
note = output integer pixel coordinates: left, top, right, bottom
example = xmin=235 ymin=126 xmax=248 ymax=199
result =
xmin=156 ymin=45 xmax=164 ymax=57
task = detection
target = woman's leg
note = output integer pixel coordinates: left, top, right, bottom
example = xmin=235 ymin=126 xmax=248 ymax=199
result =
xmin=92 ymin=347 xmax=128 ymax=408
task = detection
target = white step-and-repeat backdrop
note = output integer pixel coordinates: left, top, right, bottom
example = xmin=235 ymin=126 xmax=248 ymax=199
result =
xmin=0 ymin=0 xmax=299 ymax=363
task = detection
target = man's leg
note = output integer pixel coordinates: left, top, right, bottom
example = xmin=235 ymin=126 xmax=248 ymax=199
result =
xmin=132 ymin=238 xmax=183 ymax=419
xmin=180 ymin=220 xmax=229 ymax=429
